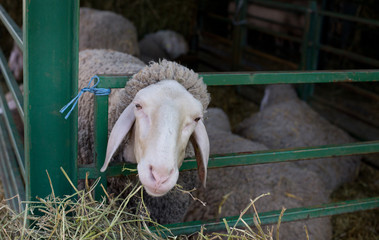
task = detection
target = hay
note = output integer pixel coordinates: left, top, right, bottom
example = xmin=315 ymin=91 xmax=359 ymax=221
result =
xmin=0 ymin=169 xmax=288 ymax=239
xmin=0 ymin=179 xmax=4 ymax=201
xmin=331 ymin=162 xmax=379 ymax=240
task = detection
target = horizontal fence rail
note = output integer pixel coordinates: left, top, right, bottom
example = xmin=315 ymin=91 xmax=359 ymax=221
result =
xmin=79 ymin=140 xmax=379 ymax=179
xmin=96 ymin=70 xmax=379 ymax=88
xmin=157 ymin=197 xmax=379 ymax=236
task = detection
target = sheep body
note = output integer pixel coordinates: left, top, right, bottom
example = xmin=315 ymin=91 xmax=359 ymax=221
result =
xmin=185 ymin=108 xmax=331 ymax=239
xmin=78 ymin=49 xmax=210 ymax=224
xmin=138 ymin=30 xmax=189 ymax=63
xmin=236 ymin=85 xmax=360 ymax=192
xmin=79 ymin=8 xmax=139 ymax=56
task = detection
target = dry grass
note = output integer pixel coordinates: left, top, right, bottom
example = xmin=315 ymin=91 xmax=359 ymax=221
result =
xmin=331 ymin=162 xmax=379 ymax=240
xmin=0 ymin=179 xmax=4 ymax=201
xmin=0 ymin=169 xmax=286 ymax=240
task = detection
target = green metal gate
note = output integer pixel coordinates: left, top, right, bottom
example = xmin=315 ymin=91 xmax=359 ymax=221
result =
xmin=0 ymin=0 xmax=378 ymax=237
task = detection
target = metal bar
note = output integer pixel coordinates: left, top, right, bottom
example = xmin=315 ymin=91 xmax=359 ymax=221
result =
xmin=319 ymin=9 xmax=379 ymax=27
xmin=206 ymin=13 xmax=231 ymax=24
xmin=244 ymin=12 xmax=303 ymax=32
xmin=201 ymin=31 xmax=298 ymax=69
xmin=297 ymin=0 xmax=319 ymax=99
xmin=312 ymin=95 xmax=379 ymax=129
xmin=231 ymin=0 xmax=247 ymax=70
xmin=0 ymin=48 xmax=24 ymax=122
xmin=319 ymin=44 xmax=379 ymax=68
xmin=93 ymin=95 xmax=108 ymax=200
xmin=159 ymin=197 xmax=379 ymax=236
xmin=0 ymin=81 xmax=25 ymax=181
xmin=0 ymin=114 xmax=25 ymax=212
xmin=251 ymin=0 xmax=379 ymax=28
xmin=78 ymin=140 xmax=379 ymax=179
xmin=0 ymin=125 xmax=18 ymax=211
xmin=24 ymin=0 xmax=79 ymax=201
xmin=0 ymin=4 xmax=23 ymax=49
xmin=249 ymin=0 xmax=308 ymax=13
xmin=246 ymin=24 xmax=303 ymax=43
xmin=97 ymin=71 xmax=379 ymax=88
xmin=243 ymin=47 xmax=299 ymax=69
xmin=201 ymin=71 xmax=379 ymax=85
xmin=339 ymin=83 xmax=379 ymax=102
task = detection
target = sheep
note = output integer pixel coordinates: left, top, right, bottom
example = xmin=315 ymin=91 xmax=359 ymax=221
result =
xmin=236 ymin=84 xmax=360 ymax=193
xmin=138 ymin=30 xmax=189 ymax=63
xmin=79 ymin=7 xmax=139 ymax=56
xmin=77 ymin=49 xmax=210 ymax=224
xmin=8 ymin=7 xmax=140 ymax=82
xmin=184 ymin=107 xmax=332 ymax=240
xmin=8 ymin=42 xmax=23 ymax=82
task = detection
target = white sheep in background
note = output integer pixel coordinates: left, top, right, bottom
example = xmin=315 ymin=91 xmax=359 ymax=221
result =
xmin=185 ymin=107 xmax=332 ymax=240
xmin=236 ymin=84 xmax=360 ymax=193
xmin=79 ymin=8 xmax=139 ymax=56
xmin=138 ymin=30 xmax=189 ymax=63
xmin=77 ymin=49 xmax=210 ymax=224
xmin=229 ymin=85 xmax=362 ymax=239
xmin=8 ymin=43 xmax=23 ymax=82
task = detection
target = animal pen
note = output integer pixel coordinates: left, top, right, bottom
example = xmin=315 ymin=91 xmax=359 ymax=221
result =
xmin=0 ymin=0 xmax=378 ymax=237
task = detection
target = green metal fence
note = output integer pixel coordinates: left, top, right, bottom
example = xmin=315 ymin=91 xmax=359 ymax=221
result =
xmin=201 ymin=0 xmax=379 ymax=71
xmin=0 ymin=0 xmax=79 ymax=210
xmin=0 ymin=0 xmax=378 ymax=237
xmin=82 ymin=73 xmax=379 ymax=235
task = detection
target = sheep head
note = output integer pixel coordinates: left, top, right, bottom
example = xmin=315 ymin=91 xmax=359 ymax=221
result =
xmin=100 ymin=80 xmax=209 ymax=197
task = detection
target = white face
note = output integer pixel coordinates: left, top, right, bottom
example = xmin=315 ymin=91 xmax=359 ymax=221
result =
xmin=131 ymin=80 xmax=203 ymax=197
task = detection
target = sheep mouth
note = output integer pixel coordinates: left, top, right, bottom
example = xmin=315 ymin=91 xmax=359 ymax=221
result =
xmin=143 ymin=186 xmax=169 ymax=197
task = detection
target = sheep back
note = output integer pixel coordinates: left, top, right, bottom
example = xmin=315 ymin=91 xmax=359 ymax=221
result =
xmin=236 ymin=85 xmax=360 ymax=191
xmin=79 ymin=8 xmax=140 ymax=56
xmin=139 ymin=30 xmax=189 ymax=63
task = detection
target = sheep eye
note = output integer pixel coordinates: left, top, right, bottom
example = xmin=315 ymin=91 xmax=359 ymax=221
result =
xmin=194 ymin=117 xmax=201 ymax=122
xmin=135 ymin=104 xmax=142 ymax=110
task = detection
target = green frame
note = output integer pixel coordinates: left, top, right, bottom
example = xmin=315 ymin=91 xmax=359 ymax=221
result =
xmin=0 ymin=0 xmax=378 ymax=236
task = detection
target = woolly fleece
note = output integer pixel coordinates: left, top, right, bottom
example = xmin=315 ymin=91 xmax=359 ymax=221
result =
xmin=77 ymin=49 xmax=210 ymax=224
xmin=139 ymin=30 xmax=189 ymax=63
xmin=236 ymin=84 xmax=360 ymax=192
xmin=79 ymin=8 xmax=140 ymax=56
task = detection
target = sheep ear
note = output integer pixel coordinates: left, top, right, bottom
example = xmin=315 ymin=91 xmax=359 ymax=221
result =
xmin=190 ymin=120 xmax=209 ymax=188
xmin=100 ymin=104 xmax=135 ymax=172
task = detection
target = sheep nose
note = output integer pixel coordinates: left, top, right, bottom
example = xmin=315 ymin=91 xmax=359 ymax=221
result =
xmin=149 ymin=165 xmax=174 ymax=186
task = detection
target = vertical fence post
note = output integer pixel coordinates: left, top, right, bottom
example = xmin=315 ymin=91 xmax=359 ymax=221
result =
xmin=24 ymin=0 xmax=79 ymax=200
xmin=299 ymin=0 xmax=320 ymax=100
xmin=232 ymin=0 xmax=247 ymax=70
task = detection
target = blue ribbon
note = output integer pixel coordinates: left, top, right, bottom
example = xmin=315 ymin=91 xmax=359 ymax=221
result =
xmin=60 ymin=75 xmax=111 ymax=119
